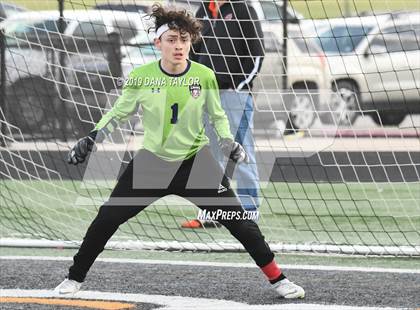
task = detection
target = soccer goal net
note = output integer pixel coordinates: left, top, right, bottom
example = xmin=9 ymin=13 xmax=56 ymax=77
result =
xmin=0 ymin=0 xmax=419 ymax=256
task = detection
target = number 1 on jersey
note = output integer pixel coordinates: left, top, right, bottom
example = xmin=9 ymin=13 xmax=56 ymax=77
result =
xmin=170 ymin=103 xmax=178 ymax=124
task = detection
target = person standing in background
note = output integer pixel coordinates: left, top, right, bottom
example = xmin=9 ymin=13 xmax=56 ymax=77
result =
xmin=181 ymin=0 xmax=264 ymax=228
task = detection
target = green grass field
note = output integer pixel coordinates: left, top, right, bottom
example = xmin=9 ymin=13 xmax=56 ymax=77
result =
xmin=1 ymin=179 xmax=419 ymax=251
xmin=6 ymin=0 xmax=420 ymax=18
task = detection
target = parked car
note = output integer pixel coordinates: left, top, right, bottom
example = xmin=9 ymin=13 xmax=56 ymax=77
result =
xmin=252 ymin=26 xmax=332 ymax=130
xmin=1 ymin=9 xmax=150 ymax=137
xmin=315 ymin=13 xmax=420 ymax=125
xmin=2 ymin=9 xmax=150 ymax=85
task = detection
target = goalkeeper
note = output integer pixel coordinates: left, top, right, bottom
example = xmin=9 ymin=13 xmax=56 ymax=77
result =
xmin=55 ymin=4 xmax=304 ymax=299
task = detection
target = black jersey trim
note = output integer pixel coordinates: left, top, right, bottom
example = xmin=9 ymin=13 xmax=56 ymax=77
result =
xmin=158 ymin=59 xmax=191 ymax=77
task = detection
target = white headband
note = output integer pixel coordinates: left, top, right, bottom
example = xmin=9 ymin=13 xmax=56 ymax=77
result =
xmin=155 ymin=23 xmax=170 ymax=39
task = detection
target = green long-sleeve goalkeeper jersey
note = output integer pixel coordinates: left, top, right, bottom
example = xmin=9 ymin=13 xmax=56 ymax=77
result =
xmin=94 ymin=60 xmax=233 ymax=161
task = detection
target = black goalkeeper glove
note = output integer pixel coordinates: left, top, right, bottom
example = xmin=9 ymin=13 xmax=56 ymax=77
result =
xmin=219 ymin=138 xmax=249 ymax=164
xmin=67 ymin=131 xmax=97 ymax=165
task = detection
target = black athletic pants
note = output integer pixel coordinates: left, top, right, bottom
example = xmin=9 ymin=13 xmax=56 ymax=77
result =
xmin=68 ymin=146 xmax=274 ymax=282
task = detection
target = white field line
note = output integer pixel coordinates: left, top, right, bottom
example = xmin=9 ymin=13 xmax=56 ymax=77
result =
xmin=1 ymin=256 xmax=419 ymax=274
xmin=0 ymin=289 xmax=406 ymax=310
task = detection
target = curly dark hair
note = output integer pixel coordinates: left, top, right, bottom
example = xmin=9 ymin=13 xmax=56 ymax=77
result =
xmin=149 ymin=3 xmax=202 ymax=43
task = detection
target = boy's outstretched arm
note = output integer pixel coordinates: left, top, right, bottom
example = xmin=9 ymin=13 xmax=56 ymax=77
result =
xmin=67 ymin=73 xmax=141 ymax=165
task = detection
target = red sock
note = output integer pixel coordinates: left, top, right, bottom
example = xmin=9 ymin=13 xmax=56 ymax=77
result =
xmin=260 ymin=260 xmax=282 ymax=281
